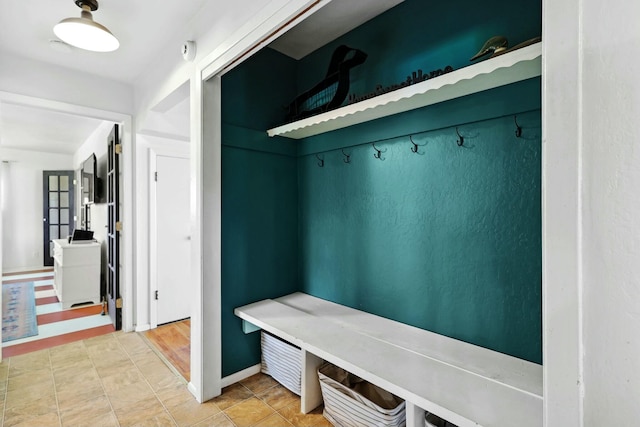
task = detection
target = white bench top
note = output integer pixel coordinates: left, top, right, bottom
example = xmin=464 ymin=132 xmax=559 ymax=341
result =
xmin=276 ymin=292 xmax=542 ymax=397
xmin=235 ymin=293 xmax=542 ymax=427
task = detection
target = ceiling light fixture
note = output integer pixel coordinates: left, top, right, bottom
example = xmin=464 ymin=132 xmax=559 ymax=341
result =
xmin=53 ymin=0 xmax=119 ymax=52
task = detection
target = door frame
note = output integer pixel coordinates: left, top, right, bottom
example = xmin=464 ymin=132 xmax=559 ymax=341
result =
xmin=0 ymin=91 xmax=134 ymax=334
xmin=149 ymin=147 xmax=190 ymax=329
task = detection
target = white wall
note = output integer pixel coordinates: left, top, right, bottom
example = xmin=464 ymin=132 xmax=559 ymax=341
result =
xmin=0 ymin=53 xmax=133 ymax=116
xmin=0 ymin=148 xmax=73 ymax=271
xmin=73 ymin=121 xmax=114 ymax=225
xmin=133 ymin=0 xmax=297 ymax=127
xmin=544 ymin=0 xmax=640 ymax=424
xmin=581 ymin=0 xmax=640 ymax=424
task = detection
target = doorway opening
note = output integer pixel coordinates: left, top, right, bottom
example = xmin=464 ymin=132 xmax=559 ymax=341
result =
xmin=0 ymin=93 xmax=133 ymax=358
xmin=139 ymin=81 xmax=191 ymax=380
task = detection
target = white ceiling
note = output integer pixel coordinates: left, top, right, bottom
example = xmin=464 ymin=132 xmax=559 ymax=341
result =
xmin=1 ymin=103 xmax=105 ymax=155
xmin=0 ymin=0 xmax=403 ymax=155
xmin=270 ymin=0 xmax=404 ymax=60
xmin=0 ymin=0 xmax=209 ymax=84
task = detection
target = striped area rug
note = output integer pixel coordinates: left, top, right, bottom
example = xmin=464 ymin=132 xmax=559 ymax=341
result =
xmin=2 ymin=282 xmax=38 ymax=342
xmin=2 ymin=269 xmax=114 ymax=357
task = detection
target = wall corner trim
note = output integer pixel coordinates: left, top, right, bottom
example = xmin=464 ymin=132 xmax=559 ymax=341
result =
xmin=221 ymin=364 xmax=262 ymax=388
xmin=135 ymin=324 xmax=151 ymax=332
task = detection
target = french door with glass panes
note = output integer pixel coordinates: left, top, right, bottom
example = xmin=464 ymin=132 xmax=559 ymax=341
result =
xmin=43 ymin=171 xmax=75 ymax=266
xmin=107 ymin=124 xmax=121 ymax=330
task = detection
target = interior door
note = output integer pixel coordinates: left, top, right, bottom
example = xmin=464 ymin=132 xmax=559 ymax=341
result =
xmin=107 ymin=124 xmax=121 ymax=330
xmin=43 ymin=171 xmax=75 ymax=266
xmin=155 ymin=155 xmax=191 ymax=324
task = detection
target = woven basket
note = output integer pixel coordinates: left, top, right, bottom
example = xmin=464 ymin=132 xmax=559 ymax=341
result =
xmin=260 ymin=331 xmax=302 ymax=395
xmin=318 ymin=362 xmax=405 ymax=427
xmin=425 ymin=412 xmax=457 ymax=427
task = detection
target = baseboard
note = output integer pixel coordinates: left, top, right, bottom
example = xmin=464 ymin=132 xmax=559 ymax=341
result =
xmin=2 ymin=266 xmax=53 ymax=275
xmin=185 ymin=367 xmax=261 ymax=403
xmin=187 ymin=382 xmax=199 ymax=402
xmin=221 ymin=363 xmax=261 ymax=388
xmin=135 ymin=324 xmax=151 ymax=332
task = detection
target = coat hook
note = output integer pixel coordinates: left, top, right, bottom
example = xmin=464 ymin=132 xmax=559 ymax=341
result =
xmin=316 ymin=154 xmax=324 ymax=167
xmin=342 ymin=149 xmax=351 ymax=164
xmin=410 ymin=135 xmax=419 ymax=153
xmin=372 ymin=143 xmax=383 ymax=159
xmin=514 ymin=115 xmax=523 ymax=138
xmin=456 ymin=127 xmax=464 ymax=147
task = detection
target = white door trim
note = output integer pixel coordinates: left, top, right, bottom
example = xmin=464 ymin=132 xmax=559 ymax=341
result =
xmin=149 ymin=150 xmax=158 ymax=330
xmin=149 ymin=148 xmax=190 ymax=330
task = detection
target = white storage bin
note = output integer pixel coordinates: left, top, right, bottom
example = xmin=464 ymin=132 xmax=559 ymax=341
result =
xmin=425 ymin=412 xmax=458 ymax=427
xmin=260 ymin=331 xmax=302 ymax=395
xmin=318 ymin=362 xmax=406 ymax=427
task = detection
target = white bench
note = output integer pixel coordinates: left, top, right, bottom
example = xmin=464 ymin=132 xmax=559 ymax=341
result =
xmin=234 ymin=292 xmax=542 ymax=427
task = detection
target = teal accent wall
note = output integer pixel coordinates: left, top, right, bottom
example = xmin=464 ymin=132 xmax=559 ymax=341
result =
xmin=296 ymin=0 xmax=541 ymax=105
xmin=298 ymin=80 xmax=542 ymax=363
xmin=222 ymin=48 xmax=298 ymax=130
xmin=294 ymin=0 xmax=542 ymax=364
xmin=221 ymin=49 xmax=299 ymax=376
xmin=219 ymin=0 xmax=543 ymax=376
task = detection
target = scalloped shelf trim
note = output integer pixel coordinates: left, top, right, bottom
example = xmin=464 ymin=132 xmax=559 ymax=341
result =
xmin=267 ymin=42 xmax=542 ymax=139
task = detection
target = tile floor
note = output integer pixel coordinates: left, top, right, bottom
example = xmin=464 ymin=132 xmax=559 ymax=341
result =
xmin=0 ymin=331 xmax=332 ymax=427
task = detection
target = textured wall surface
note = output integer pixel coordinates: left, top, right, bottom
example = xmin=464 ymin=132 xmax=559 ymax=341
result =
xmin=580 ymin=0 xmax=640 ymax=423
xmin=295 ymin=0 xmax=542 ymax=363
xmin=221 ymin=49 xmax=299 ymax=376
xmin=221 ymin=142 xmax=298 ymax=375
xmin=299 ymin=84 xmax=542 ymax=363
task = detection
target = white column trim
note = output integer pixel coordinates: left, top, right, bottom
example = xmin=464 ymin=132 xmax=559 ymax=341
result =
xmin=542 ymin=0 xmax=584 ymax=424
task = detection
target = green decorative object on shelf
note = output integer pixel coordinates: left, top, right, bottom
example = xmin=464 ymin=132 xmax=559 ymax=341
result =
xmin=470 ymin=36 xmax=509 ymax=61
xmin=471 ymin=36 xmax=542 ymax=61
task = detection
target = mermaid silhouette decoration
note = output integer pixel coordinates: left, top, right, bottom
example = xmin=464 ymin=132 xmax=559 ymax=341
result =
xmin=285 ymin=45 xmax=367 ymax=122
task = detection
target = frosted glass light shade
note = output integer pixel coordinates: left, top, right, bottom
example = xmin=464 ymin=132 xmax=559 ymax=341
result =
xmin=54 ymin=11 xmax=119 ymax=52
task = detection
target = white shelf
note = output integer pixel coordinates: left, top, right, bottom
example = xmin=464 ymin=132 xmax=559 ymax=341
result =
xmin=267 ymin=42 xmax=542 ymax=139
